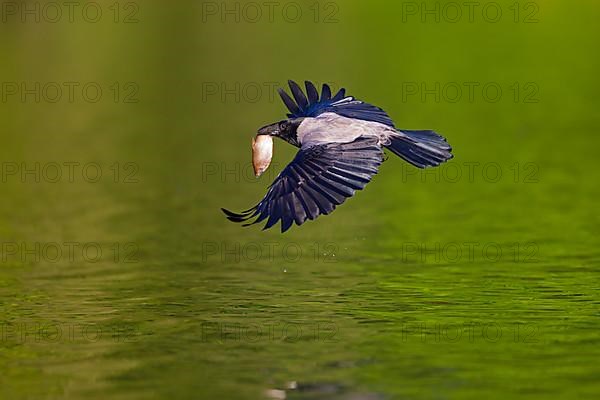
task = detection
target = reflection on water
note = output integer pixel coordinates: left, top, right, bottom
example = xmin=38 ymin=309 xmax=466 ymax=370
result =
xmin=1 ymin=1 xmax=600 ymax=399
xmin=265 ymin=381 xmax=384 ymax=400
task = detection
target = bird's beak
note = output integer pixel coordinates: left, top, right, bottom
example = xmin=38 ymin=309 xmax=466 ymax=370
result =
xmin=257 ymin=122 xmax=279 ymax=136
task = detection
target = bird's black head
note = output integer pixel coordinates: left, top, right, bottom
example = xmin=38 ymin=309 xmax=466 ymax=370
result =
xmin=257 ymin=118 xmax=303 ymax=147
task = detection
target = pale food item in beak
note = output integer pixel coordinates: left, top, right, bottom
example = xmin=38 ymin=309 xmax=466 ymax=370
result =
xmin=252 ymin=135 xmax=273 ymax=177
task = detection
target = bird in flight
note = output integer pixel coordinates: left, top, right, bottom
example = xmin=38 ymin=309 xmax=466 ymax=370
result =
xmin=222 ymin=80 xmax=453 ymax=232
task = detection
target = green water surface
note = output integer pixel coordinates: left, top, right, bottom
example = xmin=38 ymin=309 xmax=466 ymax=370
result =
xmin=1 ymin=1 xmax=599 ymax=399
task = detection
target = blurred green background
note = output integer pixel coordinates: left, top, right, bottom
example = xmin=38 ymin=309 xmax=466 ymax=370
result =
xmin=1 ymin=0 xmax=599 ymax=399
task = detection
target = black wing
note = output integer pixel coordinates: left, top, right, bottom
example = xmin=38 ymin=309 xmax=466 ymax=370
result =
xmin=278 ymin=80 xmax=396 ymax=128
xmin=222 ymin=137 xmax=384 ymax=232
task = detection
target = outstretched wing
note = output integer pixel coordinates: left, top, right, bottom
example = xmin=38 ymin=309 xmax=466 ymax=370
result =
xmin=278 ymin=80 xmax=395 ymax=128
xmin=222 ymin=137 xmax=384 ymax=232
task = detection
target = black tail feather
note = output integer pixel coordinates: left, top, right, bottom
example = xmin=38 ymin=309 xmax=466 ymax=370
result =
xmin=386 ymin=130 xmax=453 ymax=168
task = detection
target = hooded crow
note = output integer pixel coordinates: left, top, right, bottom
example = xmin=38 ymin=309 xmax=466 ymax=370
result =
xmin=222 ymin=80 xmax=453 ymax=233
